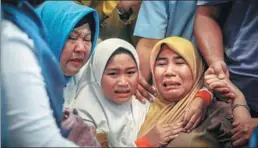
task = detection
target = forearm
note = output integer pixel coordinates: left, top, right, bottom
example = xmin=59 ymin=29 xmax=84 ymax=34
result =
xmin=194 ymin=6 xmax=224 ymax=66
xmin=136 ymin=38 xmax=159 ymax=81
xmin=232 ymin=89 xmax=251 ymax=121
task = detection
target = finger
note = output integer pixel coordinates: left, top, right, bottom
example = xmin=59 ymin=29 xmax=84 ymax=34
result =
xmin=232 ymin=137 xmax=248 ymax=147
xmin=214 ymin=87 xmax=230 ymax=94
xmin=206 ymin=77 xmax=221 ymax=86
xmin=205 ymin=67 xmax=215 ymax=75
xmin=168 ymin=127 xmax=185 ymax=135
xmin=231 ymin=124 xmax=241 ymax=135
xmin=135 ymin=90 xmax=146 ymax=104
xmin=232 ymin=121 xmax=240 ymax=127
xmin=168 ymin=122 xmax=184 ymax=130
xmin=182 ymin=107 xmax=193 ymax=127
xmin=231 ymin=130 xmax=242 ymax=141
xmin=189 ymin=116 xmax=201 ymax=131
xmin=139 ymin=74 xmax=157 ymax=96
xmin=168 ymin=134 xmax=179 ymax=141
xmin=211 ymin=63 xmax=226 ymax=79
xmin=209 ymin=81 xmax=227 ymax=90
xmin=184 ymin=114 xmax=199 ymax=131
xmin=137 ymin=84 xmax=152 ymax=101
xmin=204 ymin=74 xmax=218 ymax=80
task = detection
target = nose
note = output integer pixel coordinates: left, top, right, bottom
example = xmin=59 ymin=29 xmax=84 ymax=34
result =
xmin=165 ymin=63 xmax=176 ymax=77
xmin=74 ymin=40 xmax=87 ymax=53
xmin=118 ymin=75 xmax=129 ymax=87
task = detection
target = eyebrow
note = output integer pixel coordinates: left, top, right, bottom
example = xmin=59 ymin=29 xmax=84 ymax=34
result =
xmin=125 ymin=66 xmax=137 ymax=70
xmin=106 ymin=66 xmax=137 ymax=71
xmin=73 ymin=29 xmax=91 ymax=36
xmin=156 ymin=57 xmax=167 ymax=61
xmin=174 ymin=55 xmax=184 ymax=60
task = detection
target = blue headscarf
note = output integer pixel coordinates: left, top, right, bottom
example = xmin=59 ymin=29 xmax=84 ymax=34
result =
xmin=36 ymin=1 xmax=99 ymax=83
xmin=2 ymin=0 xmax=67 ymax=139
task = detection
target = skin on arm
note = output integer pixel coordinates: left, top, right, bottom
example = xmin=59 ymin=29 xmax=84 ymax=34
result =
xmin=135 ymin=38 xmax=159 ymax=103
xmin=136 ymin=38 xmax=160 ymax=82
xmin=194 ymin=5 xmax=229 ymax=79
xmin=204 ymin=69 xmax=255 ymax=147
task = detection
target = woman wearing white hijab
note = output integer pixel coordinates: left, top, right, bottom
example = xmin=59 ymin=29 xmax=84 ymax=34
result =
xmin=73 ymin=38 xmax=150 ymax=147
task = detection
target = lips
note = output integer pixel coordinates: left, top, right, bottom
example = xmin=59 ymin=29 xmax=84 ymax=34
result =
xmin=162 ymin=80 xmax=181 ymax=89
xmin=115 ymin=90 xmax=130 ymax=93
xmin=114 ymin=90 xmax=131 ymax=98
xmin=70 ymin=58 xmax=83 ymax=67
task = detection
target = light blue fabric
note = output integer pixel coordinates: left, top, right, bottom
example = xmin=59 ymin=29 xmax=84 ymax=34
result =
xmin=197 ymin=0 xmax=230 ymax=6
xmin=198 ymin=0 xmax=258 ymax=111
xmin=2 ymin=0 xmax=66 ymax=139
xmin=250 ymin=126 xmax=258 ymax=147
xmin=134 ymin=1 xmax=197 ymax=43
xmin=36 ymin=1 xmax=99 ymax=82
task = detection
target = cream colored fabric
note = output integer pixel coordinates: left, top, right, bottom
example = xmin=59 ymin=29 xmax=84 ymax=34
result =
xmin=138 ymin=37 xmax=205 ymax=138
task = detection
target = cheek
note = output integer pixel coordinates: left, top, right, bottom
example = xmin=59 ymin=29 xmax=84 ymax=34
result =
xmin=61 ymin=43 xmax=74 ymax=63
xmin=154 ymin=67 xmax=164 ymax=86
xmin=129 ymin=73 xmax=139 ymax=90
xmin=101 ymin=76 xmax=115 ymax=96
xmin=181 ymin=68 xmax=194 ymax=91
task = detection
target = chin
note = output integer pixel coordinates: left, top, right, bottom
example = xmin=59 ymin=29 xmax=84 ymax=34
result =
xmin=113 ymin=97 xmax=131 ymax=104
xmin=163 ymin=93 xmax=183 ymax=102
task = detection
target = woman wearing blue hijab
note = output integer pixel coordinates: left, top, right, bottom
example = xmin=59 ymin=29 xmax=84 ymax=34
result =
xmin=36 ymin=1 xmax=99 ymax=107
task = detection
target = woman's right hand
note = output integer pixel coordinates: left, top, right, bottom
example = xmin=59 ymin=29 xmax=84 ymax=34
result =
xmin=144 ymin=121 xmax=185 ymax=147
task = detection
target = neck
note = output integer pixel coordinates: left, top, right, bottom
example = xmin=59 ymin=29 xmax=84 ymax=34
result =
xmin=157 ymin=95 xmax=176 ymax=107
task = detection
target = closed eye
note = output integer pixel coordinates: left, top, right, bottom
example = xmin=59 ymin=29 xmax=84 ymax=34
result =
xmin=107 ymin=72 xmax=117 ymax=76
xmin=127 ymin=71 xmax=136 ymax=75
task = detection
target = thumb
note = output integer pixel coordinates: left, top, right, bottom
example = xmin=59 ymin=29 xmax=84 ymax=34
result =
xmin=212 ymin=63 xmax=226 ymax=79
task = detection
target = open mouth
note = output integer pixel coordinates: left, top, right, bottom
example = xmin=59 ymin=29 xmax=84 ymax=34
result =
xmin=70 ymin=59 xmax=83 ymax=66
xmin=115 ymin=90 xmax=130 ymax=94
xmin=163 ymin=82 xmax=181 ymax=89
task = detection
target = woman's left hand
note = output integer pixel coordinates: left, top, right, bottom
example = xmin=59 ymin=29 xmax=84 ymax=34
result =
xmin=135 ymin=74 xmax=157 ymax=104
xmin=182 ymin=97 xmax=207 ymax=132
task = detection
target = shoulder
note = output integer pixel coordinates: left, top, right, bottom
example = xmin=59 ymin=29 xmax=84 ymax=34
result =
xmin=1 ymin=20 xmax=34 ymax=49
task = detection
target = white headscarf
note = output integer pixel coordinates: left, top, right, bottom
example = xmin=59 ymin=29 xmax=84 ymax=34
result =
xmin=73 ymin=38 xmax=150 ymax=147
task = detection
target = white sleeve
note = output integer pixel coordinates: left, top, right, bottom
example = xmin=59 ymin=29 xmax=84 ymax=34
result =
xmin=1 ymin=20 xmax=77 ymax=147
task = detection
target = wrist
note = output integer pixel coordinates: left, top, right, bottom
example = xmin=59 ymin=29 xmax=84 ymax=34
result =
xmin=232 ymin=104 xmax=250 ymax=112
xmin=209 ymin=58 xmax=225 ymax=66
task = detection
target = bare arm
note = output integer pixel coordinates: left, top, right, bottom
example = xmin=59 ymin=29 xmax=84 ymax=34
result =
xmin=194 ymin=5 xmax=224 ymax=65
xmin=136 ymin=38 xmax=159 ymax=82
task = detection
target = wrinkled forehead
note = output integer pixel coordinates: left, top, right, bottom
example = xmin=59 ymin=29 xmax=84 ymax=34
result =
xmin=73 ymin=23 xmax=91 ymax=33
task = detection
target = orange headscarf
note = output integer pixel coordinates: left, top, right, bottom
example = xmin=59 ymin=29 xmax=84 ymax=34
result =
xmin=138 ymin=37 xmax=205 ymax=138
